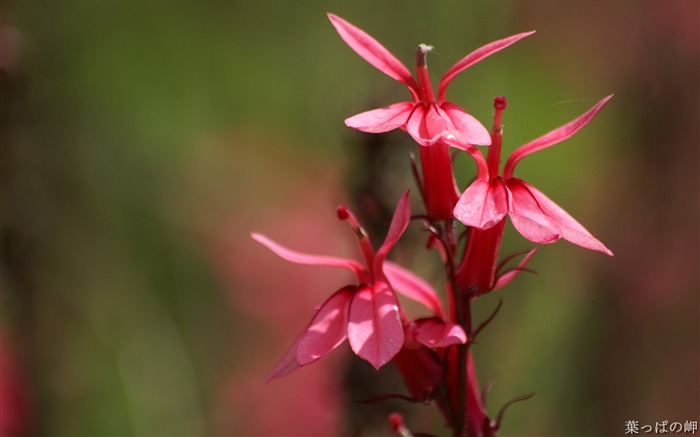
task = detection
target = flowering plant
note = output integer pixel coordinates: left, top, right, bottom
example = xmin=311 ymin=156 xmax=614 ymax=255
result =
xmin=252 ymin=13 xmax=612 ymax=437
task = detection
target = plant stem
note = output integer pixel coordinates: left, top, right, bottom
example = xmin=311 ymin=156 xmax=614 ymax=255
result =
xmin=454 ymin=289 xmax=474 ymax=437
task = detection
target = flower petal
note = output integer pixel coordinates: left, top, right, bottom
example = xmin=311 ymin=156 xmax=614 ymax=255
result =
xmin=384 ymin=261 xmax=444 ymax=318
xmin=266 ymin=287 xmax=355 ymax=382
xmin=412 ymin=318 xmax=466 ymax=348
xmin=328 ymin=14 xmax=418 ymax=93
xmin=344 ymin=102 xmax=414 ymax=133
xmin=297 ymin=286 xmax=354 ymax=365
xmin=507 ymin=180 xmax=561 ymax=244
xmin=503 ymin=95 xmax=613 ymax=178
xmin=348 ymin=284 xmax=404 ymax=369
xmin=265 ymin=334 xmax=303 ymax=383
xmin=405 ymin=104 xmax=446 ymax=146
xmin=454 ymin=179 xmax=508 ymax=229
xmin=375 ymin=190 xmax=411 ymax=269
xmin=251 ymin=232 xmax=364 ymax=275
xmin=440 ymin=102 xmax=491 ymax=146
xmin=438 ymin=31 xmax=536 ymax=102
xmin=517 ymin=181 xmax=613 ymax=255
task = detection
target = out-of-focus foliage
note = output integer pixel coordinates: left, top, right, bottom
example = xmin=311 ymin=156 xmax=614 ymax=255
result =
xmin=1 ymin=1 xmax=697 ymax=436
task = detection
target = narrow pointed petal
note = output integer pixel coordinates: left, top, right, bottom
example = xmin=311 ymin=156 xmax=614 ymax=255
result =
xmin=328 ymin=14 xmax=418 ymax=92
xmin=297 ymin=287 xmax=354 ymax=365
xmin=504 ymin=95 xmax=613 ymax=177
xmin=344 ymin=102 xmax=414 ymax=133
xmin=492 ymin=248 xmax=538 ymax=291
xmin=266 ymin=335 xmax=303 ymax=383
xmin=375 ymin=190 xmax=411 ymax=270
xmin=440 ymin=102 xmax=492 ymax=146
xmin=251 ymin=232 xmax=364 ymax=274
xmin=384 ymin=261 xmax=444 ymax=318
xmin=267 ymin=287 xmax=355 ymax=382
xmin=348 ymin=284 xmax=404 ymax=369
xmin=438 ymin=31 xmax=536 ymax=101
xmin=519 ymin=181 xmax=613 ymax=255
xmin=406 ymin=104 xmax=448 ymax=146
xmin=454 ymin=179 xmax=508 ymax=229
xmin=507 ymin=180 xmax=561 ymax=244
xmin=413 ymin=318 xmax=466 ymax=348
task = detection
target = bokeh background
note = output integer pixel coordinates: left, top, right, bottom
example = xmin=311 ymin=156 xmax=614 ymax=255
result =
xmin=1 ymin=1 xmax=698 ymax=436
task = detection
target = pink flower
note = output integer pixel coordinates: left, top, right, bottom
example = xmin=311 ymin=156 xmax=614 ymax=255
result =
xmin=253 ymin=191 xmax=450 ymax=380
xmin=453 ymin=95 xmax=614 ymax=255
xmin=328 ymin=13 xmax=534 ymax=148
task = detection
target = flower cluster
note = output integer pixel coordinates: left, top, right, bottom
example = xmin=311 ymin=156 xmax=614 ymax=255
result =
xmin=252 ymin=13 xmax=612 ymax=437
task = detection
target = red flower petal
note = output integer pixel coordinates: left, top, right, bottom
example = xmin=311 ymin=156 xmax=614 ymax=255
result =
xmin=440 ymin=102 xmax=491 ymax=146
xmin=413 ymin=318 xmax=466 ymax=348
xmin=507 ymin=180 xmax=561 ymax=244
xmin=375 ymin=190 xmax=411 ymax=269
xmin=266 ymin=287 xmax=355 ymax=382
xmin=344 ymin=102 xmax=414 ymax=133
xmin=405 ymin=104 xmax=447 ymax=146
xmin=518 ymin=181 xmax=613 ymax=255
xmin=265 ymin=335 xmax=303 ymax=383
xmin=438 ymin=31 xmax=536 ymax=102
xmin=384 ymin=261 xmax=444 ymax=318
xmin=328 ymin=14 xmax=418 ymax=93
xmin=504 ymin=95 xmax=613 ymax=178
xmin=454 ymin=179 xmax=508 ymax=229
xmin=347 ymin=284 xmax=404 ymax=370
xmin=297 ymin=287 xmax=354 ymax=365
xmin=251 ymin=233 xmax=364 ymax=275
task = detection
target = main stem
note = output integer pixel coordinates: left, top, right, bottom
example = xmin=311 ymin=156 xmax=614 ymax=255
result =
xmin=455 ymin=290 xmax=474 ymax=437
xmin=438 ymin=220 xmax=478 ymax=437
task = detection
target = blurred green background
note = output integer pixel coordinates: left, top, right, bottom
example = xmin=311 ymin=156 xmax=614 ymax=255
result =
xmin=1 ymin=1 xmax=697 ymax=436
